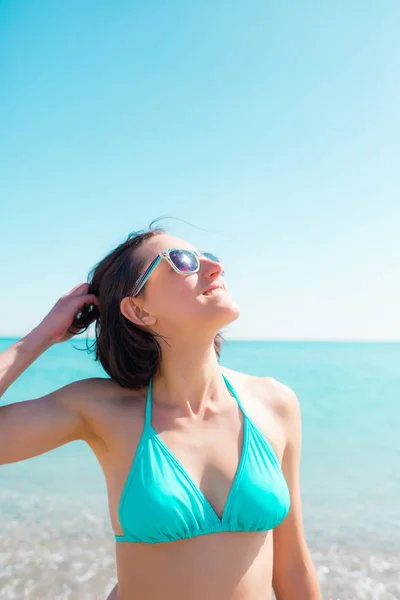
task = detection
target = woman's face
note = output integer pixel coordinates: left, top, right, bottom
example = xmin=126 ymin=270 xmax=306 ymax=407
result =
xmin=127 ymin=233 xmax=240 ymax=338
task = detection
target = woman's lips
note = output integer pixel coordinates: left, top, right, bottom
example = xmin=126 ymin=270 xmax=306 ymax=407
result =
xmin=202 ymin=283 xmax=225 ymax=296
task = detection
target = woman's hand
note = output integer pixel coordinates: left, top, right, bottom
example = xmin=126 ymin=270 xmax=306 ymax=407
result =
xmin=35 ymin=283 xmax=99 ymax=344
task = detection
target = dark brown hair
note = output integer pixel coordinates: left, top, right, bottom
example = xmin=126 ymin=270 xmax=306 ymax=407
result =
xmin=70 ymin=227 xmax=223 ymax=389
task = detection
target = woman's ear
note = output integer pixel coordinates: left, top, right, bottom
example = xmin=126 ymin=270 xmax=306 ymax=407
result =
xmin=120 ymin=297 xmax=157 ymax=327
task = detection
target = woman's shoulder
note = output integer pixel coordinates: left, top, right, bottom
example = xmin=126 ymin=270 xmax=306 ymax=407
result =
xmin=64 ymin=376 xmax=148 ymax=439
xmin=66 ymin=376 xmax=147 ymax=407
xmin=221 ymin=366 xmax=299 ymax=420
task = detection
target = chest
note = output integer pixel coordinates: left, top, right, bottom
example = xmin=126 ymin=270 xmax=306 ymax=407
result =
xmin=98 ymin=384 xmax=286 ymax=536
xmin=148 ymin=397 xmax=284 ymax=519
xmin=154 ymin=406 xmax=243 ymax=509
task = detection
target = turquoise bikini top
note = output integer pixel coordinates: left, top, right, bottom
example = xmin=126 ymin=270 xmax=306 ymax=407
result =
xmin=115 ymin=374 xmax=290 ymax=544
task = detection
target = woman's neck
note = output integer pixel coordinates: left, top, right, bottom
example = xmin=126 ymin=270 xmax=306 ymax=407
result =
xmin=152 ymin=341 xmax=227 ymax=415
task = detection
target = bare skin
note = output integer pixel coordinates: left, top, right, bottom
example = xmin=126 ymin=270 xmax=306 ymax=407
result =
xmin=0 ymin=244 xmax=321 ymax=599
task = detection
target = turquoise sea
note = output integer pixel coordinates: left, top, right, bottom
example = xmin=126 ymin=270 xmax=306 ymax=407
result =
xmin=0 ymin=337 xmax=399 ymax=599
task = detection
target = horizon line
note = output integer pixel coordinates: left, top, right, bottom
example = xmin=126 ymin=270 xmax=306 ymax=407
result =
xmin=0 ymin=335 xmax=399 ymax=344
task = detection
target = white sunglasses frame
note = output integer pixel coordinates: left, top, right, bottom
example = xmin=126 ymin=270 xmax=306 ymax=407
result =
xmin=131 ymin=248 xmax=220 ymax=297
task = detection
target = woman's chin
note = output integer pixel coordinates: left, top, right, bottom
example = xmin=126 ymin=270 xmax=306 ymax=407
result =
xmin=229 ymin=304 xmax=241 ymax=324
xmin=215 ymin=298 xmax=241 ymax=326
xmin=194 ymin=292 xmax=241 ymax=327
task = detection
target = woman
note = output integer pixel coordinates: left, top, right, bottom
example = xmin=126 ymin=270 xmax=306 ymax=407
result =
xmin=0 ymin=227 xmax=321 ymax=600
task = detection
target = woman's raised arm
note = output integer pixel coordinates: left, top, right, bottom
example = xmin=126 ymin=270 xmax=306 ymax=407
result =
xmin=0 ymin=283 xmax=100 ymax=465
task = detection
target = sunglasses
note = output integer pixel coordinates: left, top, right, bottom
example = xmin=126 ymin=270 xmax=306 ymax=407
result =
xmin=131 ymin=248 xmax=221 ymax=297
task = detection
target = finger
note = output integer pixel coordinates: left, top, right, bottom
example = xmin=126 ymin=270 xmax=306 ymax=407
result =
xmin=78 ymin=294 xmax=100 ymax=307
xmin=67 ymin=283 xmax=89 ymax=296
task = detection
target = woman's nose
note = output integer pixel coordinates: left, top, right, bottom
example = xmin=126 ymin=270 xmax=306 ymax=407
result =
xmin=201 ymin=255 xmax=224 ymax=278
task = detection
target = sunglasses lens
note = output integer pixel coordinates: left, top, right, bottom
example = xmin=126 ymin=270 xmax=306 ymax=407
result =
xmin=202 ymin=252 xmax=220 ymax=263
xmin=169 ymin=250 xmax=199 ymax=272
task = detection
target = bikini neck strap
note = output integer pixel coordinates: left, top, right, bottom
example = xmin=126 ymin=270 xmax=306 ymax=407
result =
xmin=145 ymin=378 xmax=153 ymax=427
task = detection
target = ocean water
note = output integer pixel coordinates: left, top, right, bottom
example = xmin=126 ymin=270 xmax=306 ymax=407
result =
xmin=0 ymin=337 xmax=399 ymax=599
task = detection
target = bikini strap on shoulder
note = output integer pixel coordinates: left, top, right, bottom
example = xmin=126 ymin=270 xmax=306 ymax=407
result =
xmin=222 ymin=373 xmax=248 ymax=416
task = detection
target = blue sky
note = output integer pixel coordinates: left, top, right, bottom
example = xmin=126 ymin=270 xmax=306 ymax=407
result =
xmin=1 ymin=1 xmax=399 ymax=340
